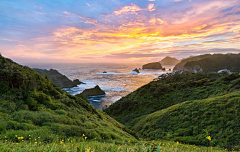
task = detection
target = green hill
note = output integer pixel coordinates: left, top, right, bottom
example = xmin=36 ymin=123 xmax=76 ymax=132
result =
xmin=184 ymin=54 xmax=240 ymax=73
xmin=105 ymin=72 xmax=240 ymax=148
xmin=173 ymin=54 xmax=214 ymax=71
xmin=0 ymin=54 xmax=136 ymax=142
xmin=104 ymin=72 xmax=240 ymax=128
xmin=132 ymin=91 xmax=240 ymax=148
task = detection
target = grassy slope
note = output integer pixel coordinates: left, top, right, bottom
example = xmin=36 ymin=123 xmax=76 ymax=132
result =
xmin=184 ymin=54 xmax=240 ymax=73
xmin=132 ymin=91 xmax=240 ymax=148
xmin=104 ymin=72 xmax=240 ymax=127
xmin=0 ymin=139 xmax=227 ymax=152
xmin=173 ymin=54 xmax=240 ymax=71
xmin=0 ymin=54 xmax=136 ymax=142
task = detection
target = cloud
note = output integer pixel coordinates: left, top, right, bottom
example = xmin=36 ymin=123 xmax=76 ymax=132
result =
xmin=0 ymin=0 xmax=240 ymax=63
xmin=148 ymin=4 xmax=156 ymax=11
xmin=114 ymin=3 xmax=141 ymax=15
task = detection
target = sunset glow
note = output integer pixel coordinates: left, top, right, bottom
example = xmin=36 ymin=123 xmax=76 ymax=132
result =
xmin=0 ymin=0 xmax=240 ymax=63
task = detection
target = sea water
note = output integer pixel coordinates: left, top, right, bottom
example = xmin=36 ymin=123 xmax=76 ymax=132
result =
xmin=23 ymin=62 xmax=173 ymax=110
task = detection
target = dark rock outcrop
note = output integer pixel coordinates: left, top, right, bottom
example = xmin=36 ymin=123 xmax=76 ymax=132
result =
xmin=160 ymin=56 xmax=180 ymax=65
xmin=142 ymin=62 xmax=162 ymax=69
xmin=34 ymin=68 xmax=83 ymax=88
xmin=103 ymin=71 xmax=107 ymax=73
xmin=132 ymin=68 xmax=140 ymax=73
xmin=77 ymin=85 xmax=105 ymax=98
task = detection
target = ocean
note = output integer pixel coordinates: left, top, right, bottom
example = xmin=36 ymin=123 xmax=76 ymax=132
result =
xmin=23 ymin=62 xmax=173 ymax=110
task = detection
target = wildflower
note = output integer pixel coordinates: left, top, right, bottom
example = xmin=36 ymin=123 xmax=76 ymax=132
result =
xmin=15 ymin=135 xmax=18 ymax=137
xmin=87 ymin=147 xmax=90 ymax=152
xmin=206 ymin=136 xmax=211 ymax=141
xmin=60 ymin=141 xmax=63 ymax=144
xmin=177 ymin=141 xmax=179 ymax=144
xmin=16 ymin=143 xmax=18 ymax=145
xmin=83 ymin=134 xmax=85 ymax=136
xmin=35 ymin=142 xmax=37 ymax=144
xmin=85 ymin=137 xmax=87 ymax=140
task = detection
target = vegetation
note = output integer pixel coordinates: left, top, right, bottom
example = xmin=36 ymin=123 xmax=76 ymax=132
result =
xmin=0 ymin=54 xmax=136 ymax=143
xmin=1 ymin=54 xmax=240 ymax=151
xmin=184 ymin=54 xmax=240 ymax=73
xmin=105 ymin=72 xmax=240 ymax=127
xmin=132 ymin=91 xmax=240 ymax=149
xmin=105 ymin=72 xmax=240 ymax=148
xmin=173 ymin=53 xmax=240 ymax=71
xmin=0 ymin=137 xmax=228 ymax=152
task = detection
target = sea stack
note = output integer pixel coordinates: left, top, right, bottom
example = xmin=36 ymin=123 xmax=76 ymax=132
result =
xmin=77 ymin=85 xmax=106 ymax=98
xmin=142 ymin=62 xmax=162 ymax=69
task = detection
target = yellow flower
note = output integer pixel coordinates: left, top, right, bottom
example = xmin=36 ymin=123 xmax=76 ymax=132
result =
xmin=60 ymin=141 xmax=63 ymax=144
xmin=83 ymin=134 xmax=85 ymax=136
xmin=206 ymin=136 xmax=211 ymax=141
xmin=85 ymin=137 xmax=87 ymax=140
xmin=87 ymin=147 xmax=90 ymax=152
xmin=177 ymin=141 xmax=179 ymax=144
xmin=15 ymin=135 xmax=18 ymax=137
xmin=35 ymin=142 xmax=37 ymax=144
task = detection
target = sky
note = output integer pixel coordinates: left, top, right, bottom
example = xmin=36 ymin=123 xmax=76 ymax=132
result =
xmin=0 ymin=0 xmax=240 ymax=63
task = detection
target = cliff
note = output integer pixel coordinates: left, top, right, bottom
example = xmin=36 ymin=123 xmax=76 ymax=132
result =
xmin=34 ymin=68 xmax=83 ymax=88
xmin=183 ymin=54 xmax=240 ymax=73
xmin=173 ymin=54 xmax=214 ymax=71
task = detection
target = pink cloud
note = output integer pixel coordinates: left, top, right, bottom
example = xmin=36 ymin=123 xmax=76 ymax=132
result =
xmin=114 ymin=4 xmax=141 ymax=15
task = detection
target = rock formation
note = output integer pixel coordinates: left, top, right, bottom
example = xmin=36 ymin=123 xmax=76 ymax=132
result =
xmin=77 ymin=85 xmax=105 ymax=98
xmin=132 ymin=68 xmax=140 ymax=73
xmin=142 ymin=62 xmax=162 ymax=69
xmin=34 ymin=68 xmax=83 ymax=88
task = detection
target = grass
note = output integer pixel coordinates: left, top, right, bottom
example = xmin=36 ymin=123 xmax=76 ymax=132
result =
xmin=131 ymin=91 xmax=240 ymax=149
xmin=0 ymin=136 xmax=229 ymax=152
xmin=0 ymin=54 xmax=137 ymax=142
xmin=105 ymin=72 xmax=240 ymax=128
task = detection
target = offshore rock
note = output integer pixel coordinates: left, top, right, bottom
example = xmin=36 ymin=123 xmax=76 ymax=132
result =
xmin=142 ymin=62 xmax=162 ymax=69
xmin=132 ymin=68 xmax=140 ymax=73
xmin=77 ymin=85 xmax=105 ymax=98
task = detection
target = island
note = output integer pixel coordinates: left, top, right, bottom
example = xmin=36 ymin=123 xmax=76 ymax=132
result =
xmin=142 ymin=62 xmax=162 ymax=69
